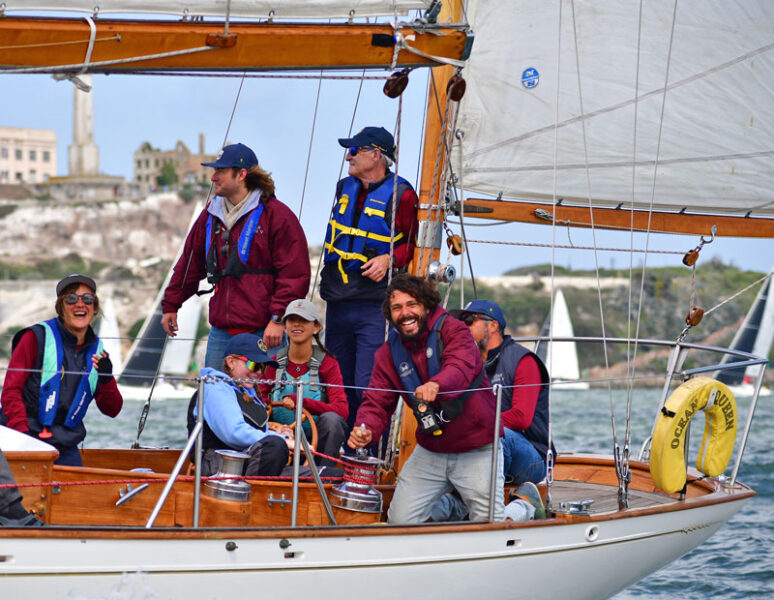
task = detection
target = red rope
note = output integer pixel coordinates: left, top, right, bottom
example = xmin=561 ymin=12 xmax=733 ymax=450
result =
xmin=0 ymin=473 xmax=344 ymax=489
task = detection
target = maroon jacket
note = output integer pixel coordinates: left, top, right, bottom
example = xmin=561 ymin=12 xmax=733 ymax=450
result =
xmin=162 ymin=194 xmax=310 ymax=330
xmin=355 ymin=305 xmax=502 ymax=453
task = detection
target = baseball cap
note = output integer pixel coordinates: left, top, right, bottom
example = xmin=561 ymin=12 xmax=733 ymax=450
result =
xmin=449 ymin=299 xmax=506 ymax=329
xmin=225 ymin=333 xmax=279 ymax=367
xmin=56 ymin=274 xmax=97 ymax=296
xmin=201 ymin=143 xmax=258 ymax=169
xmin=282 ymin=299 xmax=321 ymax=323
xmin=338 ymin=126 xmax=396 ymax=161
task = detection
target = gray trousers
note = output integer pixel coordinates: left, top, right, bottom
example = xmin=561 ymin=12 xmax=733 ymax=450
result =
xmin=0 ymin=450 xmax=22 ymax=513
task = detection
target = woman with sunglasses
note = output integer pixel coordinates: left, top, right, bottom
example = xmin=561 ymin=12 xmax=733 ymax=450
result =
xmin=0 ymin=274 xmax=123 ymax=466
xmin=187 ymin=333 xmax=294 ymax=477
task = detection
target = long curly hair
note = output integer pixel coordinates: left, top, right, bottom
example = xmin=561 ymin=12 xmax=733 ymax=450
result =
xmin=241 ymin=165 xmax=275 ymax=197
xmin=381 ymin=273 xmax=441 ymax=321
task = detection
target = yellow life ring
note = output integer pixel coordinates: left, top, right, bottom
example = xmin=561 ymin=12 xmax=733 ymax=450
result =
xmin=650 ymin=377 xmax=737 ymax=494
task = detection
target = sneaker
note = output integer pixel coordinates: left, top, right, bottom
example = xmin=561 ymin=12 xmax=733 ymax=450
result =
xmin=515 ymin=482 xmax=546 ymax=519
xmin=0 ymin=513 xmax=45 ymax=527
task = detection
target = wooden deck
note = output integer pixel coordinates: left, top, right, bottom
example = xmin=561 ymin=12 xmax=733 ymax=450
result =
xmin=546 ymin=480 xmax=677 ymax=515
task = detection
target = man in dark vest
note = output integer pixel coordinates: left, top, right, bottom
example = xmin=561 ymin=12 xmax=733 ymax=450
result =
xmin=450 ymin=300 xmax=554 ymax=486
xmin=320 ymin=127 xmax=418 ymax=429
xmin=162 ymin=143 xmax=310 ymax=369
xmin=348 ymin=274 xmax=504 ymax=524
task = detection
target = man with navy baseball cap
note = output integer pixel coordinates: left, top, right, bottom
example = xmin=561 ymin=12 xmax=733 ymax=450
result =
xmin=320 ymin=127 xmax=418 ymax=431
xmin=450 ymin=299 xmax=553 ymax=510
xmin=162 ymin=143 xmax=310 ymax=369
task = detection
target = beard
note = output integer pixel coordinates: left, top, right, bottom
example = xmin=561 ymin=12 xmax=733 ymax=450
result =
xmin=395 ymin=313 xmax=428 ymax=340
xmin=476 ymin=328 xmax=490 ymax=353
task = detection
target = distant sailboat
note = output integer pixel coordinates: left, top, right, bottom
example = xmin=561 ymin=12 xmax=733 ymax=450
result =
xmin=96 ymin=295 xmax=122 ymax=369
xmin=716 ymin=271 xmax=773 ymax=397
xmin=117 ymin=202 xmax=204 ymax=401
xmin=117 ymin=276 xmax=202 ymax=401
xmin=536 ymin=289 xmax=590 ymax=390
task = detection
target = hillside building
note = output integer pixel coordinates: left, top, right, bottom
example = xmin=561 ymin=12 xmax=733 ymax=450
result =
xmin=0 ymin=126 xmax=57 ymax=184
xmin=133 ymin=134 xmax=214 ymax=192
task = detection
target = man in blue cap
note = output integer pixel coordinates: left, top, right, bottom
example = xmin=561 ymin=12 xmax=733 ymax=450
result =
xmin=320 ymin=127 xmax=418 ymax=431
xmin=161 ymin=143 xmax=310 ymax=368
xmin=425 ymin=299 xmax=552 ymax=522
xmin=450 ymin=300 xmax=554 ymax=489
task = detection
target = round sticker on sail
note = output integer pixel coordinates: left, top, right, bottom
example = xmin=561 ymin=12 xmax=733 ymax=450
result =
xmin=522 ymin=67 xmax=539 ymax=89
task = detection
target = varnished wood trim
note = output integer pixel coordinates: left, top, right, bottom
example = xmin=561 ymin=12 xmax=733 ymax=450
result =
xmin=458 ymin=198 xmax=774 ymax=238
xmin=0 ymin=455 xmax=752 ymax=539
xmin=0 ymin=18 xmax=469 ymax=72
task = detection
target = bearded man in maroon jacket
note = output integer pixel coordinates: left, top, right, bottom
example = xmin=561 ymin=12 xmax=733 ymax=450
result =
xmin=348 ymin=274 xmax=505 ymax=524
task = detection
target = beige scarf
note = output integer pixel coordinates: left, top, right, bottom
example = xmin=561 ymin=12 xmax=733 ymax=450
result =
xmin=221 ymin=191 xmax=258 ymax=231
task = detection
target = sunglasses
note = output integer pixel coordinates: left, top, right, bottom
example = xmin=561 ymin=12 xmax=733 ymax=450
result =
xmin=347 ymin=146 xmax=376 ymax=157
xmin=233 ymin=355 xmax=267 ymax=373
xmin=64 ymin=293 xmax=96 ymax=306
xmin=462 ymin=313 xmax=493 ymax=326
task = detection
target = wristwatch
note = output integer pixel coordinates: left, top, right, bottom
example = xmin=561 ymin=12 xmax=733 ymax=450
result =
xmin=270 ymin=314 xmax=282 ymax=325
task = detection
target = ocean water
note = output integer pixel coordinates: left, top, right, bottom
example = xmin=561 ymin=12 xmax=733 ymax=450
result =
xmin=83 ymin=387 xmax=774 ymax=598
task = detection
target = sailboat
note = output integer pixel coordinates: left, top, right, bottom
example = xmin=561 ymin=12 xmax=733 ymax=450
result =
xmin=716 ymin=269 xmax=774 ymax=397
xmin=0 ymin=1 xmax=771 ymax=598
xmin=118 ymin=203 xmax=204 ymax=401
xmin=535 ymin=289 xmax=590 ymax=390
xmin=96 ymin=294 xmax=123 ymax=370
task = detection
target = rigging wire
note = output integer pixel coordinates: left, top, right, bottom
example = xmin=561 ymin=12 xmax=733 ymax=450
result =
xmin=298 ymin=67 xmax=326 ymax=219
xmin=133 ymin=73 xmax=247 ymax=448
xmin=568 ymin=0 xmax=621 ymax=501
xmin=308 ymin=65 xmax=370 ymax=300
xmin=623 ymin=1 xmax=646 ymax=483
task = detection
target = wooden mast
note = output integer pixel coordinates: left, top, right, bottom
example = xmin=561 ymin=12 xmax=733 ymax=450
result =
xmin=410 ymin=3 xmax=464 ymax=277
xmin=393 ymin=0 xmax=465 ymax=477
xmin=0 ymin=17 xmax=469 ymax=72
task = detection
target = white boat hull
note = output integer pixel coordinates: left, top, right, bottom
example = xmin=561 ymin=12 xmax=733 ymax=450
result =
xmin=0 ymin=496 xmax=748 ymax=600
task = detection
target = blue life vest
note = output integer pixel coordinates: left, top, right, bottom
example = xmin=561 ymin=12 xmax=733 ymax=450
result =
xmin=323 ymin=175 xmax=407 ymax=283
xmin=37 ymin=318 xmax=102 ymax=429
xmin=388 ymin=314 xmax=480 ymax=423
xmin=204 ymin=203 xmax=274 ymax=284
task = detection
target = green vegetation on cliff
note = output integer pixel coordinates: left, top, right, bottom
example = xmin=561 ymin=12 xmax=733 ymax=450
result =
xmin=450 ymin=258 xmax=769 ymax=372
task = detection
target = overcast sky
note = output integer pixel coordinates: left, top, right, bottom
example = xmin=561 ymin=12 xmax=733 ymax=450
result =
xmin=3 ymin=71 xmax=772 ymax=279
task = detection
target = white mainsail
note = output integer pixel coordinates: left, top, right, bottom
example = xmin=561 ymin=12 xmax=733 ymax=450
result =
xmin=3 ymin=0 xmax=431 ymax=18
xmin=454 ymin=0 xmax=774 ymax=216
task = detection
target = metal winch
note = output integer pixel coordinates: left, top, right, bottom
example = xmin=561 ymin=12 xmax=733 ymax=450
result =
xmin=202 ymin=449 xmax=251 ymax=502
xmin=331 ymin=455 xmax=383 ymax=514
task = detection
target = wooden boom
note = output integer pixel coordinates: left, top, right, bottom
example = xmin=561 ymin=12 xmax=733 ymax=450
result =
xmin=0 ymin=17 xmax=470 ymax=73
xmin=456 ymin=198 xmax=774 ymax=238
